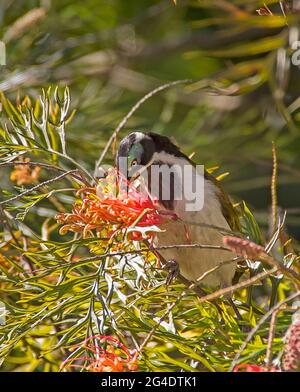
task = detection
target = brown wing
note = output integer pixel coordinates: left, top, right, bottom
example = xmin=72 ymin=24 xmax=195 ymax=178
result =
xmin=204 ymin=170 xmax=240 ymax=232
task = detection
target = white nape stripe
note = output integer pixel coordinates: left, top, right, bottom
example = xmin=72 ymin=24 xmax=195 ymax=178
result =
xmin=149 ymin=151 xmax=222 ymax=218
xmin=152 ymin=151 xmax=188 ymax=167
xmin=134 ymin=132 xmax=151 ymax=143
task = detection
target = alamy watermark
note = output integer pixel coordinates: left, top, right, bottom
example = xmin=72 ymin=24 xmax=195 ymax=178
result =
xmin=98 ymin=159 xmax=205 ymax=212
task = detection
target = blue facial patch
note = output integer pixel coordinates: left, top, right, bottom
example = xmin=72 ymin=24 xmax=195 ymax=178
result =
xmin=128 ymin=143 xmax=143 ymax=165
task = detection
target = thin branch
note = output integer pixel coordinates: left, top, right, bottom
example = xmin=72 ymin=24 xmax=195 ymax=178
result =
xmin=265 ymin=307 xmax=282 ymax=370
xmin=28 ymin=238 xmax=300 ymax=289
xmin=138 ymin=256 xmax=240 ymax=354
xmin=229 ymin=290 xmax=300 ymax=371
xmin=197 ymin=267 xmax=278 ymax=305
xmin=23 ymin=242 xmax=233 ymax=277
xmin=271 ymin=142 xmax=278 ymax=233
xmin=94 ymin=79 xmax=191 ymax=173
xmin=0 ymin=169 xmax=78 ymax=206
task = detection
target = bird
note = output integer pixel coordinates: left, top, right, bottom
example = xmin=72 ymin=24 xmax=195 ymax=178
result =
xmin=116 ymin=131 xmax=240 ymax=288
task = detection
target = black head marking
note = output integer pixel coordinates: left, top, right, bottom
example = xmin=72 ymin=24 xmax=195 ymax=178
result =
xmin=116 ymin=131 xmax=189 ymax=168
xmin=116 ymin=132 xmax=155 ymax=167
xmin=116 ymin=132 xmax=191 ymax=210
xmin=145 ymin=132 xmax=188 ymax=160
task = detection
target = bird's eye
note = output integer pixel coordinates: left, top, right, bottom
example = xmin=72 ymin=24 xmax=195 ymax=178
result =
xmin=131 ymin=159 xmax=138 ymax=167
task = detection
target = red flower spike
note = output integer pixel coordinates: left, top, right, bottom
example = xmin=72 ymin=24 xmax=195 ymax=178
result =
xmin=56 ymin=168 xmax=174 ymax=241
xmin=233 ymin=364 xmax=265 ymax=372
xmin=61 ymin=335 xmax=138 ymax=373
xmin=233 ymin=363 xmax=279 ymax=372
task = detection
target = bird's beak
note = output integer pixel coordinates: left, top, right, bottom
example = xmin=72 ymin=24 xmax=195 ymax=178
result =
xmin=116 ymin=156 xmax=140 ymax=183
xmin=125 ymin=155 xmax=142 ymax=181
xmin=127 ymin=164 xmax=140 ymax=181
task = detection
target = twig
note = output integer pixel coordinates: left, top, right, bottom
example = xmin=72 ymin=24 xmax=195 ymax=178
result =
xmin=271 ymin=142 xmax=278 ymax=233
xmin=0 ymin=170 xmax=78 ymax=206
xmin=22 ymin=242 xmax=234 ymax=278
xmin=197 ymin=267 xmax=278 ymax=305
xmin=138 ymin=257 xmax=239 ymax=354
xmin=229 ymin=290 xmax=300 ymax=371
xmin=94 ymin=79 xmax=191 ymax=174
xmin=265 ymin=307 xmax=282 ymax=370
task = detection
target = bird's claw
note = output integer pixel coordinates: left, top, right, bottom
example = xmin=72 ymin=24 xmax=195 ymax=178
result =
xmin=165 ymin=259 xmax=180 ymax=286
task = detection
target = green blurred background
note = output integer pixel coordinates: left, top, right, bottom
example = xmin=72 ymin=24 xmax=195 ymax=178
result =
xmin=1 ymin=0 xmax=300 ymax=240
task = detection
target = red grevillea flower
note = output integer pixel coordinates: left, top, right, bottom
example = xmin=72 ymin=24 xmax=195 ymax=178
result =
xmin=61 ymin=335 xmax=138 ymax=372
xmin=233 ymin=364 xmax=265 ymax=372
xmin=56 ymin=169 xmax=172 ymax=240
xmin=233 ymin=364 xmax=279 ymax=372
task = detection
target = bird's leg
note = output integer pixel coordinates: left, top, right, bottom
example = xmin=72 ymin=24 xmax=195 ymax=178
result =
xmin=227 ymin=297 xmax=243 ymax=322
xmin=164 ymin=259 xmax=180 ymax=286
xmin=163 ymin=260 xmax=228 ymax=325
xmin=224 ymin=290 xmax=251 ymax=332
xmin=164 ymin=262 xmax=225 ymax=319
xmin=219 ymin=282 xmax=243 ymax=322
xmin=161 ymin=257 xmax=233 ymax=326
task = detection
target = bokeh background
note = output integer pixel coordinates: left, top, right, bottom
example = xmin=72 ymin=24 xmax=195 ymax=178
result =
xmin=1 ymin=0 xmax=300 ymax=237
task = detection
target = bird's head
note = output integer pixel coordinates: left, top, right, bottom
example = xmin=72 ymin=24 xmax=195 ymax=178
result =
xmin=115 ymin=132 xmax=240 ymax=230
xmin=116 ymin=131 xmax=187 ymax=180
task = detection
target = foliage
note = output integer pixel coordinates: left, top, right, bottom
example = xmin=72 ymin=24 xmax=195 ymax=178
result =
xmin=0 ymin=0 xmax=300 ymax=372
